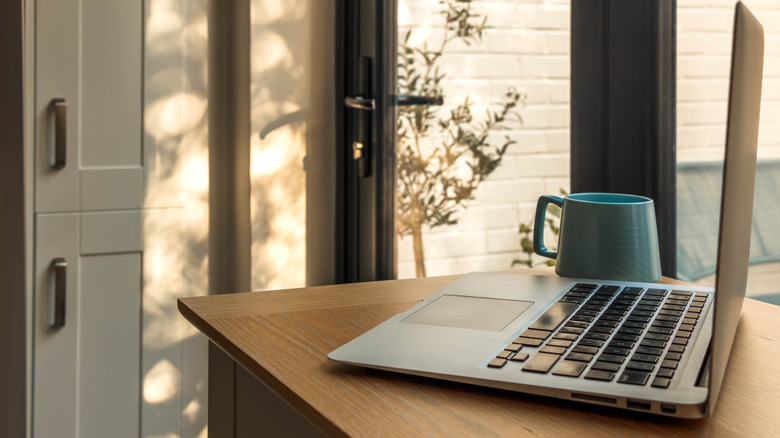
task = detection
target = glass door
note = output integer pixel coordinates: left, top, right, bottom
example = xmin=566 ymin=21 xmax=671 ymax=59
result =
xmin=395 ymin=0 xmax=572 ymax=278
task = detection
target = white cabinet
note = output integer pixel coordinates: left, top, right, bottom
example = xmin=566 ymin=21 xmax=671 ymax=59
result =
xmin=32 ymin=0 xmax=145 ymax=437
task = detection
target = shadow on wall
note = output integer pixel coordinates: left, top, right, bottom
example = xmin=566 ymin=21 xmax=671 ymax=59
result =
xmin=249 ymin=0 xmax=312 ymax=291
xmin=143 ymin=0 xmax=209 ymax=436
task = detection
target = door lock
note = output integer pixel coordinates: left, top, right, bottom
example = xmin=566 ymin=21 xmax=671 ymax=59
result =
xmin=352 ymin=142 xmax=364 ymax=160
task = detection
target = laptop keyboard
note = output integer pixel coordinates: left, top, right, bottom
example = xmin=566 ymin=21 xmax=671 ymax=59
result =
xmin=486 ymin=283 xmax=709 ymax=388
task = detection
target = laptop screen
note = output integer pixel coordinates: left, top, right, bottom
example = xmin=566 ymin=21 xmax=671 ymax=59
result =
xmin=709 ymin=1 xmax=764 ymax=414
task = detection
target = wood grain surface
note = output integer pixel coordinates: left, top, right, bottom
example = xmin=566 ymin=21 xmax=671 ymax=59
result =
xmin=178 ymin=269 xmax=780 ymax=437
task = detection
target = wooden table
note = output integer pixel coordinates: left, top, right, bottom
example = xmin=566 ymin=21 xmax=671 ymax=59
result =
xmin=178 ymin=269 xmax=780 ymax=437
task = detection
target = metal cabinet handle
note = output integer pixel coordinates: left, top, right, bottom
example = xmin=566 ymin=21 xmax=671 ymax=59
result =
xmin=52 ymin=258 xmax=67 ymax=329
xmin=344 ymin=95 xmax=444 ymax=111
xmin=52 ymin=99 xmax=67 ymax=169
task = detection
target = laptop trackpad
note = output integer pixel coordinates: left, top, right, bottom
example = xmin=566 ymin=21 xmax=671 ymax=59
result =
xmin=401 ymin=295 xmax=533 ymax=332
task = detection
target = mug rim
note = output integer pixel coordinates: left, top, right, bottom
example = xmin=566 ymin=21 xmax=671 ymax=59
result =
xmin=565 ymin=192 xmax=653 ymax=205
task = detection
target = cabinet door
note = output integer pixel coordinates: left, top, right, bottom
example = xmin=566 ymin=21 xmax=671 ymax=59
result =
xmin=33 ymin=214 xmax=79 ymax=438
xmin=36 ymin=0 xmax=143 ymax=213
xmin=34 ymin=212 xmax=142 ymax=438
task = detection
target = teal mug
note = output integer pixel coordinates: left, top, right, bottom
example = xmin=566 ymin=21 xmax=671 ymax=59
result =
xmin=533 ymin=193 xmax=662 ymax=282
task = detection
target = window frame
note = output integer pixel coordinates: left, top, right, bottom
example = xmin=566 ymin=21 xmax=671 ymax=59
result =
xmin=571 ymin=0 xmax=677 ymax=276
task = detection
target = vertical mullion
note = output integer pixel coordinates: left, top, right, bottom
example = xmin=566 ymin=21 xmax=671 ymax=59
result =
xmin=571 ymin=0 xmax=676 ymax=276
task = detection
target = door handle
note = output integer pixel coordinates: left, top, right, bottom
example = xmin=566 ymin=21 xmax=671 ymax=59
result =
xmin=344 ymin=95 xmax=443 ymax=111
xmin=51 ymin=98 xmax=67 ymax=169
xmin=393 ymin=95 xmax=443 ymax=106
xmin=51 ymin=258 xmax=67 ymax=329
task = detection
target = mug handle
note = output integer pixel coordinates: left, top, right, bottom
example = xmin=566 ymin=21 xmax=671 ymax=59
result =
xmin=533 ymin=195 xmax=564 ymax=259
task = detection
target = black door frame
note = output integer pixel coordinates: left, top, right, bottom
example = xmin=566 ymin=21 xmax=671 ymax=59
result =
xmin=336 ymin=0 xmax=397 ymax=283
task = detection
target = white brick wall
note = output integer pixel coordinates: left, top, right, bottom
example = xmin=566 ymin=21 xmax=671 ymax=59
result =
xmin=397 ymin=0 xmax=780 ymax=279
xmin=397 ymin=0 xmax=571 ymax=278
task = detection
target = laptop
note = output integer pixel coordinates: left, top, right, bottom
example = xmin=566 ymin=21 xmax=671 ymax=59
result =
xmin=329 ymin=1 xmax=764 ymax=419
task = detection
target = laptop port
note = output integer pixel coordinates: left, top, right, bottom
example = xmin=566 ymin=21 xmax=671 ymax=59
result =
xmin=571 ymin=393 xmax=617 ymax=404
xmin=627 ymin=399 xmax=651 ymax=411
xmin=661 ymin=404 xmax=677 ymax=414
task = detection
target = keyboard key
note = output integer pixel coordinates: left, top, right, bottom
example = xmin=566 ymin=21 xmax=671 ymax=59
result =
xmin=665 ymin=352 xmax=682 ymax=361
xmin=514 ymin=337 xmax=543 ymax=347
xmin=553 ymin=360 xmax=588 ymax=377
xmin=584 ymin=369 xmax=616 ymax=381
xmin=656 ymin=367 xmax=674 ymax=378
xmin=644 ymin=333 xmax=671 ymax=342
xmin=559 ymin=326 xmax=584 ymax=335
xmin=655 ymin=315 xmax=679 ymax=322
xmin=509 ymin=352 xmax=529 ymax=362
xmin=640 ymin=339 xmax=666 ymax=348
xmin=521 ymin=329 xmax=552 ymax=340
xmin=651 ymin=377 xmax=671 ymax=388
xmin=604 ymin=347 xmax=630 ymax=356
xmin=682 ymin=318 xmax=697 ymax=325
xmin=591 ymin=361 xmax=621 ymax=372
xmin=651 ymin=320 xmax=676 ymax=328
xmin=572 ymin=345 xmax=600 ymax=355
xmin=582 ymin=305 xmax=605 ymax=312
xmin=598 ymin=285 xmax=620 ymax=295
xmin=623 ymin=287 xmax=644 ymax=295
xmin=566 ymin=321 xmax=589 ymax=329
xmin=636 ymin=346 xmax=663 ymax=355
xmin=577 ymin=310 xmax=600 ymax=317
xmin=666 ymin=299 xmax=688 ymax=306
xmin=598 ymin=354 xmax=626 ymax=364
xmin=595 ymin=320 xmax=620 ymax=328
xmin=570 ymin=315 xmax=595 ymax=323
xmin=645 ymin=289 xmax=667 ymax=296
xmin=631 ymin=353 xmax=659 ymax=364
xmin=668 ymin=344 xmax=685 ymax=353
xmin=635 ymin=305 xmax=657 ymax=312
xmin=626 ymin=361 xmax=655 ymax=372
xmin=679 ymin=324 xmax=694 ymax=332
xmin=684 ymin=312 xmax=700 ymax=320
xmin=631 ymin=310 xmax=654 ymax=317
xmin=608 ymin=340 xmax=635 ymax=349
xmin=589 ymin=326 xmax=613 ymax=334
xmin=672 ymin=290 xmax=692 ymax=298
xmin=661 ymin=359 xmax=679 ymax=369
xmin=547 ymin=339 xmax=573 ymax=348
xmin=648 ymin=327 xmax=674 ymax=335
xmin=672 ymin=336 xmax=688 ymax=346
xmin=522 ymin=353 xmax=561 ymax=373
xmin=496 ymin=350 xmax=513 ymax=359
xmin=577 ymin=338 xmax=604 ymax=348
xmin=613 ymin=334 xmax=639 ymax=342
xmin=488 ymin=358 xmax=507 ymax=368
xmin=504 ymin=343 xmax=523 ymax=352
xmin=676 ymin=331 xmax=692 ymax=339
xmin=617 ymin=327 xmax=643 ymax=335
xmin=662 ymin=305 xmax=685 ymax=311
xmin=565 ymin=352 xmax=594 ymax=363
xmin=583 ymin=332 xmax=609 ymax=341
xmin=623 ymin=321 xmax=647 ymax=329
xmin=540 ymin=345 xmax=567 ymax=355
xmin=553 ymin=332 xmax=578 ymax=341
xmin=659 ymin=310 xmax=682 ymax=317
xmin=618 ymin=370 xmax=651 ymax=385
xmin=627 ymin=315 xmax=652 ymax=323
xmin=604 ymin=309 xmax=627 ymax=316
xmin=529 ymin=302 xmax=579 ymax=332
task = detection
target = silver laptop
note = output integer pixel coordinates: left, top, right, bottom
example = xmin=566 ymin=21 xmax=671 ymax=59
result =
xmin=329 ymin=1 xmax=764 ymax=419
